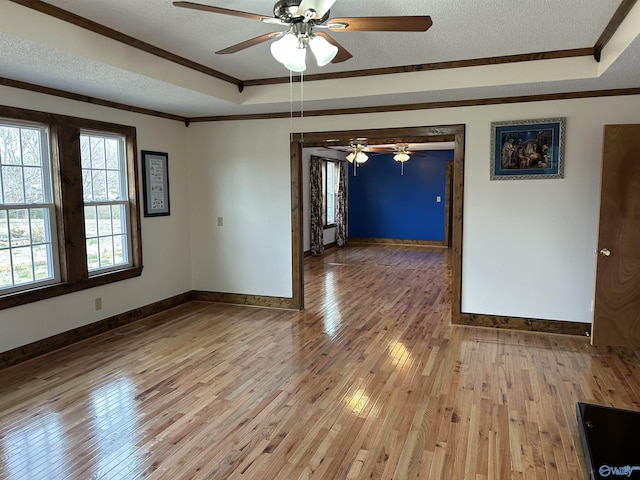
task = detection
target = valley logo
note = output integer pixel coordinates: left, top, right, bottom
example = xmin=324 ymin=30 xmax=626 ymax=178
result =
xmin=599 ymin=465 xmax=640 ymax=477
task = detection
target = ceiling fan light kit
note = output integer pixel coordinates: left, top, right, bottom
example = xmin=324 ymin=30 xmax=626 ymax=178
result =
xmin=341 ymin=143 xmax=421 ymax=176
xmin=354 ymin=151 xmax=369 ymax=163
xmin=346 ymin=151 xmax=367 ymax=163
xmin=308 ymin=35 xmax=339 ymax=67
xmin=270 ymin=33 xmax=307 ymax=71
xmin=393 ymin=145 xmax=411 ymax=163
xmin=270 ymin=27 xmax=339 ymax=71
xmin=346 ymin=144 xmax=369 ymax=164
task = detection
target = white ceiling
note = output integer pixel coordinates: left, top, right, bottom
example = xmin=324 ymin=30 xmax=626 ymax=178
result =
xmin=1 ymin=0 xmax=640 ymax=118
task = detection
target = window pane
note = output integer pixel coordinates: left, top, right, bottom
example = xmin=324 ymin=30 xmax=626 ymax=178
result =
xmin=80 ymin=135 xmax=91 ymax=168
xmin=322 ymin=161 xmax=339 ymax=226
xmin=113 ymin=235 xmax=125 ymax=265
xmin=32 ymin=244 xmax=50 ymax=280
xmin=12 ymin=246 xmax=34 ymax=284
xmin=327 ymin=198 xmax=335 ymax=225
xmin=21 ymin=129 xmax=42 ymax=166
xmin=106 ymin=171 xmax=121 ymax=200
xmin=0 ymin=249 xmax=11 ymax=288
xmin=84 ymin=205 xmax=98 ymax=237
xmin=24 ymin=167 xmax=44 ymax=203
xmin=0 ymin=126 xmax=21 ymax=165
xmin=86 ymin=238 xmax=99 ymax=270
xmin=2 ymin=166 xmax=25 ymax=203
xmin=327 ymin=162 xmax=336 ymax=224
xmin=97 ymin=205 xmax=112 ymax=236
xmin=111 ymin=205 xmax=124 ymax=234
xmin=327 ymin=163 xmax=334 ymax=190
xmin=322 ymin=163 xmax=327 ymax=224
xmin=0 ymin=211 xmax=8 ymax=249
xmin=30 ymin=208 xmax=46 ymax=244
xmin=82 ymin=169 xmax=93 ymax=201
xmin=98 ymin=237 xmax=113 ymax=267
xmin=92 ymin=170 xmax=107 ymax=201
xmin=90 ymin=137 xmax=106 ymax=169
xmin=105 ymin=138 xmax=120 ymax=169
xmin=9 ymin=209 xmax=30 ymax=247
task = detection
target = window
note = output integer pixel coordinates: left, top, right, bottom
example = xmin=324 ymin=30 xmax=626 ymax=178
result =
xmin=0 ymin=106 xmax=142 ymax=310
xmin=0 ymin=121 xmax=59 ymax=293
xmin=322 ymin=160 xmax=340 ymax=227
xmin=81 ymin=133 xmax=131 ymax=273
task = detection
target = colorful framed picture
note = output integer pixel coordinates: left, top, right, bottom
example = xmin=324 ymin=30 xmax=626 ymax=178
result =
xmin=490 ymin=117 xmax=566 ymax=180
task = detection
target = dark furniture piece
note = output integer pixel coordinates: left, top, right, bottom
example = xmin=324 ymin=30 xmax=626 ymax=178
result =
xmin=577 ymin=402 xmax=640 ymax=479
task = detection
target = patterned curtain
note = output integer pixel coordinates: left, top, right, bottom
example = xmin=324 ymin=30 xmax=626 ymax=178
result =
xmin=310 ymin=156 xmax=324 ymax=256
xmin=335 ymin=161 xmax=348 ymax=247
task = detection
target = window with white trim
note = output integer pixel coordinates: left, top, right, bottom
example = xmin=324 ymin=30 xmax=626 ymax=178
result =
xmin=81 ymin=133 xmax=131 ymax=273
xmin=0 ymin=120 xmax=59 ymax=293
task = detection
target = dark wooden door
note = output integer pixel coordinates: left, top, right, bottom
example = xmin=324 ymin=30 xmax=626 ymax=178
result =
xmin=592 ymin=124 xmax=640 ymax=346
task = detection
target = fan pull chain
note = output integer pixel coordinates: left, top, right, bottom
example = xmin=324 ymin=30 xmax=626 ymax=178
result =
xmin=289 ymin=69 xmax=293 ymax=143
xmin=300 ymin=69 xmax=304 ymax=143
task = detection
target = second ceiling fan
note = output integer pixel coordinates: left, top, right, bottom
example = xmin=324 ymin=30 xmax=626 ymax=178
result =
xmin=173 ymin=0 xmax=433 ymax=71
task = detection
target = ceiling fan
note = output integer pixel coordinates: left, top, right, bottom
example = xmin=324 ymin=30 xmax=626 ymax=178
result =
xmin=367 ymin=144 xmax=430 ymax=162
xmin=337 ymin=142 xmax=432 ymax=175
xmin=173 ymin=0 xmax=433 ymax=72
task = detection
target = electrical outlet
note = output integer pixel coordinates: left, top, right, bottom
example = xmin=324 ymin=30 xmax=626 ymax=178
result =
xmin=436 ymin=196 xmax=442 ymax=203
xmin=95 ymin=297 xmax=102 ymax=310
xmin=217 ymin=217 xmax=223 ymax=226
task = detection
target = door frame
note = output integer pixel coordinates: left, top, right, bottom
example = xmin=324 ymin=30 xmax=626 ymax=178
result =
xmin=289 ymin=124 xmax=466 ymax=324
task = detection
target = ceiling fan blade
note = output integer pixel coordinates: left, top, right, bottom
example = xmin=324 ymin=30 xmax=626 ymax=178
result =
xmin=173 ymin=1 xmax=269 ymax=22
xmin=315 ymin=32 xmax=353 ymax=63
xmin=297 ymin=0 xmax=337 ymax=20
xmin=216 ymin=32 xmax=282 ymax=55
xmin=365 ymin=146 xmax=394 ymax=153
xmin=328 ymin=16 xmax=433 ymax=32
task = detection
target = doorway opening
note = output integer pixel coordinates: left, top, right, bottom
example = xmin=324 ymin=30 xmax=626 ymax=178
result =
xmin=289 ymin=125 xmax=465 ymax=323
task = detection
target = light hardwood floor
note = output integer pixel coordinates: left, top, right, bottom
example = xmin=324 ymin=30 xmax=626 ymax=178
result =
xmin=1 ymin=245 xmax=639 ymax=479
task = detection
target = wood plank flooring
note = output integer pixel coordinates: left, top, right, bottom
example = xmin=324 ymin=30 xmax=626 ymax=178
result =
xmin=1 ymin=244 xmax=640 ymax=479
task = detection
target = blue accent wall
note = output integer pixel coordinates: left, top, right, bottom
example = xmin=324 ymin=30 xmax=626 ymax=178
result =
xmin=347 ymin=150 xmax=452 ymax=241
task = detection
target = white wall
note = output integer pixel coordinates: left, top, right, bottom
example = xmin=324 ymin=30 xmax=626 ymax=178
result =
xmin=186 ymin=120 xmax=293 ymax=297
xmin=0 ymin=86 xmax=192 ymax=352
xmin=186 ymin=95 xmax=640 ymax=324
xmin=3 ymin=89 xmax=640 ymax=354
xmin=302 ymin=147 xmax=344 ymax=252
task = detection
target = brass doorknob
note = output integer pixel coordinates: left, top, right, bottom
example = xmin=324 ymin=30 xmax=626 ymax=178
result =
xmin=599 ymin=248 xmax=611 ymax=257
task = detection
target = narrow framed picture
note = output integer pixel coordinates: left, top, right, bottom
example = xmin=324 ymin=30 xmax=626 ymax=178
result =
xmin=141 ymin=150 xmax=170 ymax=217
xmin=490 ymin=117 xmax=566 ymax=180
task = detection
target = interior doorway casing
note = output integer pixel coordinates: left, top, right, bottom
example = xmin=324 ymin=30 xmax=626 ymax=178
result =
xmin=289 ymin=125 xmax=465 ymax=323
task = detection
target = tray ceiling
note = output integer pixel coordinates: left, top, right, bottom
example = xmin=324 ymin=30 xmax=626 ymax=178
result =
xmin=1 ymin=0 xmax=639 ymax=118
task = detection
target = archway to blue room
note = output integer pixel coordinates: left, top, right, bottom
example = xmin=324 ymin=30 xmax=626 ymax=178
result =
xmin=289 ymin=125 xmax=465 ymax=324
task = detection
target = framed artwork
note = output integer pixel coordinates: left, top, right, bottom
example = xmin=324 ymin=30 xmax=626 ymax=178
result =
xmin=141 ymin=150 xmax=170 ymax=217
xmin=490 ymin=117 xmax=566 ymax=180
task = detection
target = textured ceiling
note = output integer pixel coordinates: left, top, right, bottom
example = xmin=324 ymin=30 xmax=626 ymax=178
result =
xmin=1 ymin=0 xmax=639 ymax=118
xmin=37 ymin=0 xmax=617 ymax=79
